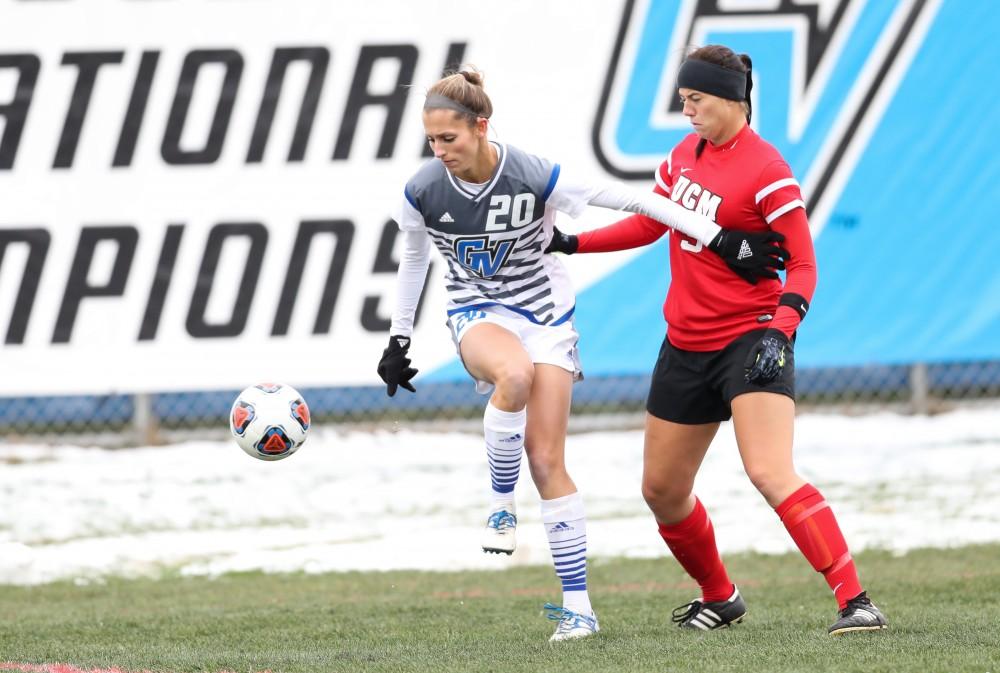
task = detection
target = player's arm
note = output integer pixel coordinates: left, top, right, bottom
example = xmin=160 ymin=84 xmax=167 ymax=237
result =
xmin=545 ymin=165 xmax=721 ymax=246
xmin=767 ymin=206 xmax=816 ymax=337
xmin=389 ymin=227 xmax=432 ymax=338
xmin=744 ymin=163 xmax=817 ymax=384
xmin=571 ymin=213 xmax=668 ymax=252
xmin=754 ymin=159 xmax=817 ymax=337
xmin=584 ymin=180 xmax=723 ymax=246
xmin=546 ymin=165 xmax=787 ymax=282
xmin=546 ymin=159 xmax=672 ymax=252
xmin=378 ymin=191 xmax=430 ymax=396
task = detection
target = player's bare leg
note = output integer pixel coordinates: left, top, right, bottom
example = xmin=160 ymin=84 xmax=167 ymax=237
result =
xmin=643 ymin=416 xmax=746 ymax=629
xmin=524 ymin=364 xmax=574 ymax=500
xmin=732 ymin=392 xmax=887 ymax=634
xmin=730 ymin=392 xmax=802 ymax=507
xmin=462 ymin=324 xmax=533 ymax=555
xmin=526 ymin=364 xmax=598 ymax=641
xmin=641 ymin=416 xmax=718 ymax=524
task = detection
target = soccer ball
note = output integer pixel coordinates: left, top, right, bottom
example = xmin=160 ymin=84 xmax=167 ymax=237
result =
xmin=229 ymin=383 xmax=310 ymax=461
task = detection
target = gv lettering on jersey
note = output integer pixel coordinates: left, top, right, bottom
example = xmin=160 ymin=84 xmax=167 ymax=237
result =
xmin=454 ymin=236 xmax=518 ymax=279
xmin=0 ymin=220 xmax=433 ymax=346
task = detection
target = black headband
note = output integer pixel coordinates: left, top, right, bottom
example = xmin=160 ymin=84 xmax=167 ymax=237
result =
xmin=677 ymin=59 xmax=747 ymax=101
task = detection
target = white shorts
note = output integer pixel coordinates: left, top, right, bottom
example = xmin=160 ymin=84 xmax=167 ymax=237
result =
xmin=446 ymin=305 xmax=583 ymax=395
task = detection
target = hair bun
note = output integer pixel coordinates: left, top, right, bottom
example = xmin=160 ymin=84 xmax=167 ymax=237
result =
xmin=457 ymin=65 xmax=485 ymax=88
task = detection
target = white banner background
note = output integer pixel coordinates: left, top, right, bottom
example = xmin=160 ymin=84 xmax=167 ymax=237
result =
xmin=0 ymin=0 xmax=645 ymax=395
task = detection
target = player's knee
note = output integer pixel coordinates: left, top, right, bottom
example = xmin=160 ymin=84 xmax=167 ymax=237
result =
xmin=492 ymin=364 xmax=534 ymax=407
xmin=526 ymin=445 xmax=566 ymax=485
xmin=641 ymin=474 xmax=690 ymax=513
xmin=744 ymin=464 xmax=793 ymax=501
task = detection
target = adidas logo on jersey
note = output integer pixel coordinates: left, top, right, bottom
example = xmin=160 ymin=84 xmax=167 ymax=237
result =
xmin=439 ymin=212 xmax=455 ymax=223
xmin=737 ymin=239 xmax=753 ymax=260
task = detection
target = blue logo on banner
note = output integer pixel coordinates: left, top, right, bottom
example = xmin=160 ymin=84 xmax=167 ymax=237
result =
xmin=592 ymin=0 xmax=937 ymax=224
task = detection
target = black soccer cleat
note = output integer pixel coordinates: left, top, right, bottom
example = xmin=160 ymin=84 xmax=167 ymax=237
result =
xmin=828 ymin=591 xmax=888 ymax=635
xmin=671 ymin=585 xmax=747 ymax=630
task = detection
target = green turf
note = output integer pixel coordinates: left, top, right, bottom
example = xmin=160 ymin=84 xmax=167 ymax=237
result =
xmin=2 ymin=545 xmax=998 ymax=673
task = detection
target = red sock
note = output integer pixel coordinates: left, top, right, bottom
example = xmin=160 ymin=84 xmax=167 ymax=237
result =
xmin=657 ymin=498 xmax=733 ymax=603
xmin=775 ymin=483 xmax=863 ymax=608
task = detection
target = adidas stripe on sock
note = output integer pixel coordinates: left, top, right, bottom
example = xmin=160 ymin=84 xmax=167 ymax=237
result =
xmin=484 ymin=402 xmax=525 ymax=504
xmin=541 ymin=491 xmax=592 ymax=616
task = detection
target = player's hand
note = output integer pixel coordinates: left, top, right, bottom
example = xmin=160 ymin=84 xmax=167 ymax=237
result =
xmin=377 ymin=335 xmax=418 ymax=396
xmin=544 ymin=227 xmax=579 ymax=255
xmin=744 ymin=329 xmax=790 ymax=385
xmin=707 ymin=229 xmax=789 ymax=284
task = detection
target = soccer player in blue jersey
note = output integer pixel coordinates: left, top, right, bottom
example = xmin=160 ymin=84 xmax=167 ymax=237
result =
xmin=376 ymin=66 xmax=784 ymax=641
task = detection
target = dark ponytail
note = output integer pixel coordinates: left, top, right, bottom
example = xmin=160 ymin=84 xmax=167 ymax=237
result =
xmin=739 ymin=53 xmax=753 ymax=124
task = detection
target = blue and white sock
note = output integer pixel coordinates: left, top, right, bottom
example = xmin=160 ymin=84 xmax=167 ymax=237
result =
xmin=484 ymin=402 xmax=525 ymax=508
xmin=541 ymin=491 xmax=593 ymax=615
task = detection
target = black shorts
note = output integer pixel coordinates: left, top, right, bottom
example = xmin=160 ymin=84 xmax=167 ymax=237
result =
xmin=646 ymin=328 xmax=795 ymax=424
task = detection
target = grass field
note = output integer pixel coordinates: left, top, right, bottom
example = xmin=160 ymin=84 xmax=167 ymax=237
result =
xmin=2 ymin=544 xmax=998 ymax=673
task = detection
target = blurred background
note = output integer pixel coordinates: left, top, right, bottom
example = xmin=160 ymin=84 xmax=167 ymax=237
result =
xmin=3 ymin=14 xmax=1000 ymax=673
xmin=1 ymin=0 xmax=997 ymax=441
xmin=1 ymin=0 xmax=997 ymax=443
xmin=2 ymin=0 xmax=1000 ymax=588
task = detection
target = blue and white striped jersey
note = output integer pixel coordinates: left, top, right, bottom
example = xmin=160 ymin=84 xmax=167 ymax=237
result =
xmin=393 ymin=143 xmax=596 ymax=326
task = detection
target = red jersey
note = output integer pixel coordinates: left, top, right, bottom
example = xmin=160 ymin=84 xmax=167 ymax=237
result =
xmin=577 ymin=124 xmax=817 ymax=351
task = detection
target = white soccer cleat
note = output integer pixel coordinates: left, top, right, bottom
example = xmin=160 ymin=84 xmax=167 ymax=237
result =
xmin=481 ymin=505 xmax=517 ymax=555
xmin=545 ymin=603 xmax=600 ymax=642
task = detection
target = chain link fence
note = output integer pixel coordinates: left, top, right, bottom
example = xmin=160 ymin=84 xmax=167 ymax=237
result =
xmin=2 ymin=360 xmax=999 ymax=446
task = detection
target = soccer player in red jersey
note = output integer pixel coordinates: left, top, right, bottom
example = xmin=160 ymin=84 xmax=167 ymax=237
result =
xmin=547 ymin=45 xmax=887 ymax=635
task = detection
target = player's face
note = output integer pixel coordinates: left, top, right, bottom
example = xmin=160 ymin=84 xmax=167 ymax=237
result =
xmin=423 ymin=109 xmax=487 ymax=177
xmin=678 ymin=87 xmax=745 ymax=145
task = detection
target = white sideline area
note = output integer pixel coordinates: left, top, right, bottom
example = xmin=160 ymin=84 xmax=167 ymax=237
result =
xmin=2 ymin=406 xmax=998 ymax=585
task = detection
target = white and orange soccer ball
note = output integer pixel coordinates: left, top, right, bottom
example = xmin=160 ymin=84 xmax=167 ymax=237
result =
xmin=229 ymin=383 xmax=310 ymax=461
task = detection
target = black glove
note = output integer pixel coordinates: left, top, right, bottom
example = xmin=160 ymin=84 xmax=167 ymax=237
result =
xmin=377 ymin=335 xmax=418 ymax=396
xmin=744 ymin=329 xmax=791 ymax=385
xmin=544 ymin=227 xmax=578 ymax=255
xmin=707 ymin=229 xmax=789 ymax=284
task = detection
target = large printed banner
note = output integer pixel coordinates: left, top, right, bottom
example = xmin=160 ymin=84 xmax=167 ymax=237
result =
xmin=0 ymin=0 xmax=630 ymax=394
xmin=2 ymin=0 xmax=999 ymax=396
xmin=431 ymin=0 xmax=1000 ymax=383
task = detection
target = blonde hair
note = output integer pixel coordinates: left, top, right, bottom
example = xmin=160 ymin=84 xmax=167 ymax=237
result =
xmin=426 ymin=65 xmax=493 ymax=124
